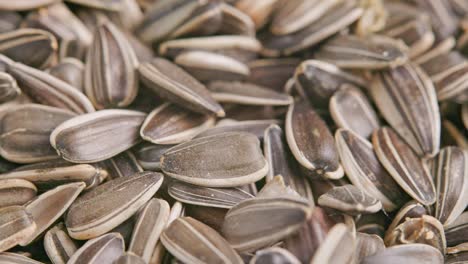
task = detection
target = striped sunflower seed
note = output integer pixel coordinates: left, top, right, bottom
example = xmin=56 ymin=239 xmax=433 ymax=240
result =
xmin=44 ymin=223 xmax=78 ymax=264
xmin=207 ymin=81 xmax=293 ymax=106
xmin=371 ymin=63 xmax=441 ymax=157
xmin=335 ymin=128 xmax=408 ymax=211
xmin=256 ymin=175 xmax=302 ymax=199
xmin=168 ymin=181 xmax=254 ymax=208
xmin=67 ymin=233 xmax=125 ymax=264
xmin=48 ymin=58 xmax=84 ymax=92
xmin=286 ymin=100 xmax=343 ymax=179
xmin=133 ymin=142 xmax=173 ymax=171
xmin=310 ymin=223 xmax=355 ymax=264
xmin=221 ymin=197 xmax=312 ymax=252
xmin=446 ymin=252 xmax=468 ymax=264
xmin=114 ymin=253 xmax=146 ymax=264
xmin=250 ymin=247 xmax=301 ymax=264
xmin=318 ymin=184 xmax=382 ymax=215
xmin=161 ymin=216 xmax=243 ymax=264
xmin=0 ymin=28 xmax=57 ymax=69
xmin=372 ymin=127 xmax=436 ymax=206
xmin=20 ymin=182 xmax=85 ymax=246
xmin=361 ymin=244 xmax=443 ymax=264
xmin=140 ymin=103 xmax=215 ymax=145
xmin=50 ymin=109 xmax=146 ymax=163
xmin=0 ymin=55 xmax=95 ymax=114
xmin=196 ymin=119 xmax=279 ymax=140
xmin=161 ymin=132 xmax=268 ymax=187
xmin=175 ymin=51 xmax=250 ymax=82
xmin=235 ymin=0 xmax=278 ymax=30
xmin=0 ymin=104 xmax=75 ymax=163
xmin=330 ymin=84 xmax=380 ymax=139
xmin=430 ymin=146 xmax=468 ymax=226
xmin=66 ymin=171 xmax=163 ymax=240
xmin=356 ymin=212 xmax=388 ymax=238
xmin=354 ymin=233 xmax=385 ymax=263
xmin=101 ymin=151 xmax=142 ymax=180
xmin=0 ymin=252 xmax=42 ymax=264
xmin=184 ymin=205 xmax=227 ymax=233
xmin=169 ymin=2 xmax=223 ymax=39
xmin=0 ymin=205 xmax=36 ymax=252
xmin=0 ymin=72 xmax=20 ymax=103
xmin=0 ymin=0 xmax=58 ymax=11
xmin=218 ymin=3 xmax=255 ymax=37
xmin=260 ymin=1 xmax=363 ymax=57
xmin=386 ymin=200 xmax=428 ymax=234
xmin=129 ymin=198 xmax=170 ymax=262
xmin=410 ymin=0 xmax=457 ymax=40
xmin=414 ymin=37 xmax=455 ymax=65
xmin=445 ymin=211 xmax=468 ymax=254
xmin=384 ymin=215 xmax=446 ymax=254
xmin=138 ymin=58 xmax=224 ymax=117
xmin=315 ymin=34 xmax=408 ymax=69
xmin=264 ymin=124 xmax=314 ymax=201
xmin=247 ymin=58 xmax=300 ymax=92
xmin=0 ymin=179 xmax=37 ymax=208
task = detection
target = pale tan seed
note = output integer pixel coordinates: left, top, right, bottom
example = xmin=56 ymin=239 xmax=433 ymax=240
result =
xmin=67 ymin=233 xmax=125 ymax=264
xmin=0 ymin=179 xmax=37 ymax=208
xmin=44 ymin=223 xmax=78 ymax=264
xmin=0 ymin=206 xmax=36 ymax=252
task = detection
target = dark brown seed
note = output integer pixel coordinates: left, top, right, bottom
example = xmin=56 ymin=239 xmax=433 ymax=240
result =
xmin=138 ymin=58 xmax=224 ymax=117
xmin=247 ymin=58 xmax=300 ymax=92
xmin=372 ymin=127 xmax=436 ymax=206
xmin=140 ymin=103 xmax=215 ymax=145
xmin=0 ymin=205 xmax=36 ymax=252
xmin=356 ymin=212 xmax=389 ymax=238
xmin=0 ymin=179 xmax=36 ymax=208
xmin=50 ymin=109 xmax=146 ymax=163
xmin=133 ymin=142 xmax=173 ymax=171
xmin=446 ymin=251 xmax=468 ymax=264
xmin=64 ymin=0 xmax=123 ymax=11
xmin=48 ymin=58 xmax=84 ymax=92
xmin=318 ymin=184 xmax=382 ymax=215
xmin=161 ymin=132 xmax=268 ymax=187
xmin=101 ymin=151 xmax=142 ymax=180
xmin=66 ymin=171 xmax=164 ymax=240
xmin=286 ymin=100 xmax=343 ymax=179
xmin=67 ymin=233 xmax=125 ymax=264
xmin=409 ymin=0 xmax=458 ymax=40
xmin=184 ymin=205 xmax=227 ymax=233
xmin=361 ymin=244 xmax=444 ymax=264
xmin=0 ymin=104 xmax=75 ymax=163
xmin=0 ymin=11 xmax=21 ymax=33
xmin=44 ymin=223 xmax=78 ymax=264
xmin=445 ymin=211 xmax=468 ymax=253
xmin=161 ymin=217 xmax=243 ymax=264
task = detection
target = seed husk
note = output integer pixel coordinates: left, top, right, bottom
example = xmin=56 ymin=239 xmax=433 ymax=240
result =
xmin=372 ymin=127 xmax=436 ymax=206
xmin=140 ymin=103 xmax=215 ymax=145
xmin=355 ymin=233 xmax=385 ymax=263
xmin=138 ymin=58 xmax=224 ymax=117
xmin=410 ymin=0 xmax=458 ymax=40
xmin=0 ymin=55 xmax=95 ymax=114
xmin=235 ymin=0 xmax=278 ymax=30
xmin=247 ymin=58 xmax=300 ymax=91
xmin=264 ymin=124 xmax=314 ymax=201
xmin=161 ymin=216 xmax=243 ymax=264
xmin=370 ymin=63 xmax=441 ymax=157
xmin=430 ymin=146 xmax=468 ymax=226
xmin=175 ymin=51 xmax=250 ymax=82
xmin=0 ymin=179 xmax=37 ymax=208
xmin=114 ymin=253 xmax=146 ymax=264
xmin=285 ymin=100 xmax=343 ymax=179
xmin=386 ymin=200 xmax=428 ymax=234
xmin=44 ymin=223 xmax=78 ymax=264
xmin=133 ymin=142 xmax=173 ymax=171
xmin=20 ymin=182 xmax=85 ymax=246
xmin=170 ymin=2 xmax=223 ymax=39
xmin=315 ymin=34 xmax=408 ymax=69
xmin=84 ymin=21 xmax=138 ymax=109
xmin=310 ymin=223 xmax=356 ymax=264
xmin=196 ymin=119 xmax=279 ymax=140
xmin=250 ymin=247 xmax=301 ymax=264
xmin=222 ymin=197 xmax=312 ymax=252
xmin=208 ymin=81 xmax=293 ymax=106
xmin=50 ymin=109 xmax=146 ymax=163
xmin=318 ymin=184 xmax=382 ymax=215
xmin=0 ymin=104 xmax=76 ymax=163
xmin=0 ymin=252 xmax=43 ymax=263
xmin=0 ymin=72 xmax=20 ymax=103
xmin=330 ymin=84 xmax=380 ymax=139
xmin=129 ymin=198 xmax=170 ymax=262
xmin=218 ymin=3 xmax=255 ymax=37
xmin=0 ymin=205 xmax=36 ymax=252
xmin=48 ymin=58 xmax=84 ymax=92
xmin=161 ymin=132 xmax=268 ymax=187
xmin=361 ymin=244 xmax=444 ymax=264
xmin=66 ymin=171 xmax=163 ymax=240
xmin=184 ymin=205 xmax=227 ymax=233
xmin=101 ymin=151 xmax=142 ymax=180
xmin=335 ymin=128 xmax=408 ymax=211
xmin=67 ymin=233 xmax=125 ymax=264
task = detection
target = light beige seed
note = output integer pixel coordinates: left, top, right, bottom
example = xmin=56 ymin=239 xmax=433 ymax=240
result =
xmin=318 ymin=184 xmax=382 ymax=215
xmin=0 ymin=179 xmax=36 ymax=208
xmin=44 ymin=223 xmax=78 ymax=264
xmin=67 ymin=233 xmax=125 ymax=264
xmin=50 ymin=109 xmax=146 ymax=163
xmin=0 ymin=206 xmax=36 ymax=252
xmin=0 ymin=252 xmax=43 ymax=264
xmin=196 ymin=119 xmax=279 ymax=140
xmin=0 ymin=0 xmax=59 ymax=11
xmin=235 ymin=0 xmax=278 ymax=30
xmin=250 ymin=247 xmax=301 ymax=264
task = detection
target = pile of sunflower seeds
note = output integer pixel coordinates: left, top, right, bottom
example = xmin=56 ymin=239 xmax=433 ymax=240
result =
xmin=0 ymin=0 xmax=466 ymax=263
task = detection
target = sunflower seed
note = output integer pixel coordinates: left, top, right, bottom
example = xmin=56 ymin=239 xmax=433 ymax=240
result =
xmin=318 ymin=184 xmax=382 ymax=215
xmin=414 ymin=37 xmax=456 ymax=65
xmin=0 ymin=11 xmax=21 ymax=33
xmin=64 ymin=0 xmax=123 ymax=11
xmin=50 ymin=109 xmax=146 ymax=163
xmin=315 ymin=34 xmax=408 ymax=69
xmin=385 ymin=215 xmax=446 ymax=254
xmin=0 ymin=28 xmax=57 ymax=69
xmin=260 ymin=1 xmax=363 ymax=56
xmin=184 ymin=205 xmax=227 ymax=234
xmin=235 ymin=0 xmax=278 ymax=30
xmin=141 ymin=103 xmax=215 ymax=145
xmin=0 ymin=104 xmax=75 ymax=163
xmin=247 ymin=58 xmax=300 ymax=91
xmin=68 ymin=233 xmax=125 ymax=264
xmin=129 ymin=198 xmax=169 ymax=262
xmin=442 ymin=120 xmax=468 ymax=149
xmin=409 ymin=0 xmax=458 ymax=40
xmin=20 ymin=182 xmax=85 ymax=246
xmin=373 ymin=127 xmax=436 ymax=205
xmin=44 ymin=223 xmax=78 ymax=264
xmin=161 ymin=132 xmax=268 ymax=187
xmin=170 ymin=2 xmax=222 ymax=39
xmin=0 ymin=252 xmax=42 ymax=263
xmin=335 ymin=128 xmax=408 ymax=211
xmin=371 ymin=63 xmax=441 ymax=157
xmin=222 ymin=197 xmax=312 ymax=252
xmin=196 ymin=119 xmax=279 ymax=140
xmin=0 ymin=55 xmax=95 ymax=114
xmin=161 ymin=216 xmax=243 ymax=264
xmin=0 ymin=72 xmax=20 ymax=103
xmin=446 ymin=251 xmax=468 ymax=264
xmin=101 ymin=151 xmax=142 ymax=180
xmin=286 ymin=100 xmax=343 ymax=179
xmin=48 ymin=58 xmax=84 ymax=92
xmin=138 ymin=58 xmax=224 ymax=117
xmin=250 ymin=247 xmax=301 ymax=264
xmin=263 ymin=124 xmax=314 ymax=201
xmin=386 ymin=200 xmax=428 ymax=234
xmin=114 ymin=253 xmax=146 ymax=264
xmin=133 ymin=143 xmax=173 ymax=171
xmin=310 ymin=223 xmax=355 ymax=264
xmin=445 ymin=211 xmax=468 ymax=253
xmin=0 ymin=206 xmax=36 ymax=252
xmin=0 ymin=179 xmax=36 ymax=208
xmin=330 ymin=84 xmax=380 ymax=139
xmin=361 ymin=244 xmax=443 ymax=264
xmin=356 ymin=212 xmax=388 ymax=238
xmin=0 ymin=0 xmax=59 ymax=11
xmin=208 ymin=81 xmax=293 ymax=106
xmin=355 ymin=233 xmax=385 ymax=263
xmin=218 ymin=3 xmax=255 ymax=37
